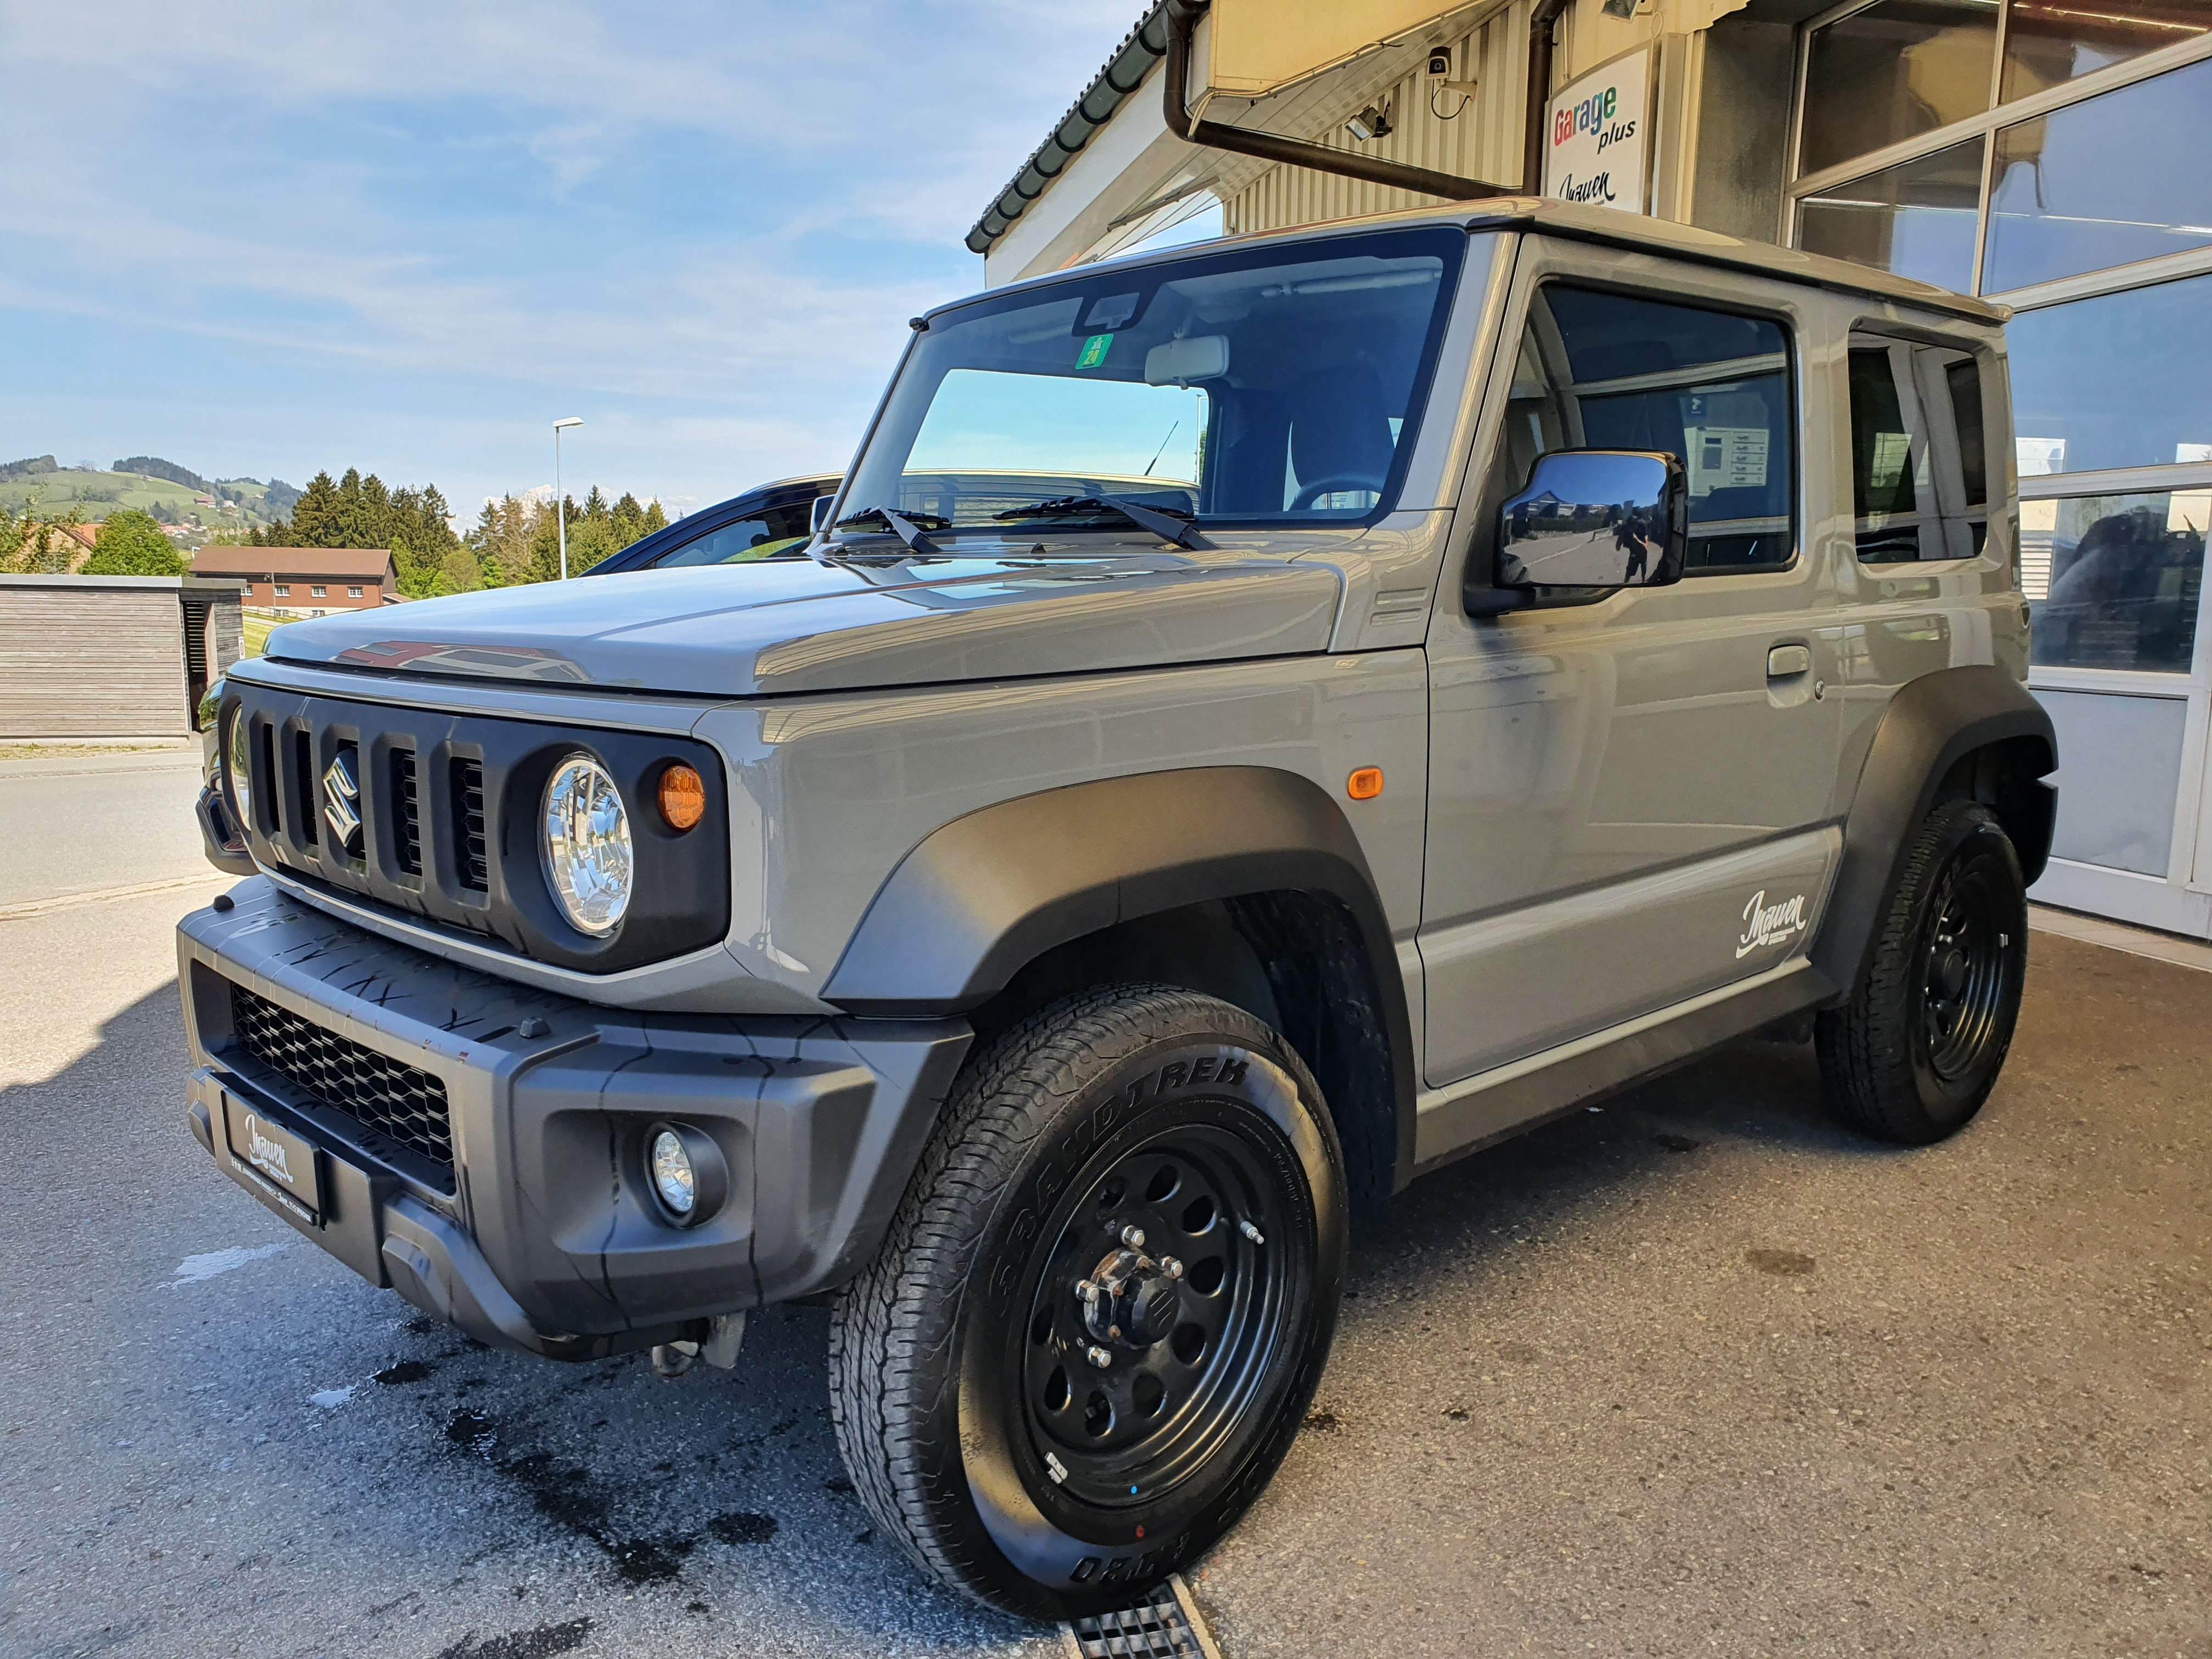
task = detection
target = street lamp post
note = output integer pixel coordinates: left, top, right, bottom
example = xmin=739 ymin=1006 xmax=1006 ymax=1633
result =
xmin=552 ymin=417 xmax=583 ymax=579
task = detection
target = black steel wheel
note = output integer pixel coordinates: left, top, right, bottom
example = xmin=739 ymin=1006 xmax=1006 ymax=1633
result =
xmin=830 ymin=985 xmax=1346 ymax=1618
xmin=1819 ymin=800 xmax=2027 ymax=1143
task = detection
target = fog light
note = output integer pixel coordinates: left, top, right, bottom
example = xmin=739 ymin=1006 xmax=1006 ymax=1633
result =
xmin=650 ymin=1130 xmax=695 ymax=1217
xmin=643 ymin=1121 xmax=728 ymax=1228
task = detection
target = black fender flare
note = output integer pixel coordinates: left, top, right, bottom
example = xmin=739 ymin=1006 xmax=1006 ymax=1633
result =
xmin=1810 ymin=665 xmax=2057 ymax=995
xmin=821 ymin=766 xmax=1418 ymax=1187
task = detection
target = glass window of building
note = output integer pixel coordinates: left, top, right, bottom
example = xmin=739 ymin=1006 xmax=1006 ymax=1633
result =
xmin=1500 ymin=286 xmax=1797 ymax=574
xmin=2008 ymin=272 xmax=2212 ymax=476
xmin=1847 ymin=336 xmax=1989 ymax=565
xmin=1983 ymin=55 xmax=2212 ymax=292
xmin=2001 ymin=1 xmax=2212 ymax=103
xmin=2023 ymin=492 xmax=2208 ymax=672
xmin=1796 ymin=138 xmax=1984 ymax=291
xmin=1799 ymin=0 xmax=1999 ymax=177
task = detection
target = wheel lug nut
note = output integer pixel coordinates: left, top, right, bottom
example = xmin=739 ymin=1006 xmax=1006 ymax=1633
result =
xmin=1160 ymin=1256 xmax=1184 ymax=1278
xmin=1239 ymin=1219 xmax=1266 ymax=1245
xmin=1087 ymin=1345 xmax=1113 ymax=1369
xmin=1121 ymin=1225 xmax=1146 ymax=1250
xmin=1075 ymin=1280 xmax=1099 ymax=1304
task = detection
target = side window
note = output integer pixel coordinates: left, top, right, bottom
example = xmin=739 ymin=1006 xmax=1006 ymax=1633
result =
xmin=1847 ymin=335 xmax=1989 ymax=565
xmin=648 ymin=511 xmax=810 ymax=568
xmin=1499 ymin=284 xmax=1797 ymax=574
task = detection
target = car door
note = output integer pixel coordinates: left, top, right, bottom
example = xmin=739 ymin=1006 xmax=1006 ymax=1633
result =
xmin=1418 ymin=242 xmax=1845 ymax=1088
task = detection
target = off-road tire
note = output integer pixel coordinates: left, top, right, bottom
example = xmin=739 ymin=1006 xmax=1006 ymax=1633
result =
xmin=828 ymin=984 xmax=1347 ymax=1618
xmin=1817 ymin=799 xmax=2027 ymax=1143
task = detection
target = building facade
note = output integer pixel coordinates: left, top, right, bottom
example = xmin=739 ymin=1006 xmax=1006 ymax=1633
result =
xmin=190 ymin=546 xmax=399 ymax=615
xmin=972 ymin=0 xmax=2212 ymax=939
xmin=0 ymin=574 xmax=244 ymax=738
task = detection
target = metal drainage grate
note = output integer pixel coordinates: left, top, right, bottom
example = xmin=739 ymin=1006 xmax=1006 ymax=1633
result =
xmin=1062 ymin=1575 xmax=1222 ymax=1659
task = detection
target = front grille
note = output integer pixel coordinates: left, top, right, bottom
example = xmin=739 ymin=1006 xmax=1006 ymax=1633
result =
xmin=229 ymin=983 xmax=454 ymax=1175
xmin=392 ymin=749 xmax=422 ymax=875
xmin=452 ymin=759 xmax=489 ymax=891
xmin=291 ymin=729 xmax=317 ymax=847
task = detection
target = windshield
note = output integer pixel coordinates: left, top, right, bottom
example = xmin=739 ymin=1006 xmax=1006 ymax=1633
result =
xmin=843 ymin=227 xmax=1466 ymax=532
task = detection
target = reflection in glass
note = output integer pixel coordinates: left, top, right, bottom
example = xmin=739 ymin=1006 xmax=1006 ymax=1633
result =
xmin=1983 ymin=57 xmax=2212 ymax=292
xmin=2027 ymin=493 xmax=2207 ymax=672
xmin=1498 ymin=452 xmax=1680 ymax=589
xmin=1801 ymin=0 xmax=1998 ymax=176
xmin=1796 ymin=139 xmax=1984 ymax=292
xmin=2002 ymin=0 xmax=2212 ymax=103
xmin=2008 ymin=273 xmax=2212 ymax=474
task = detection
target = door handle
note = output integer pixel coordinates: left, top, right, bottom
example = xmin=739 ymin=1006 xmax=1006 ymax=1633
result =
xmin=1767 ymin=644 xmax=1813 ymax=679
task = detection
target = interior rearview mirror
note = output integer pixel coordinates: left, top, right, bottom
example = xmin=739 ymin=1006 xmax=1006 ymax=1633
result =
xmin=1496 ymin=450 xmax=1688 ymax=592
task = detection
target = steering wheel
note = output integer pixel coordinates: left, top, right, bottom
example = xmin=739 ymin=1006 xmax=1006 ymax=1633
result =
xmin=1290 ymin=474 xmax=1389 ymax=511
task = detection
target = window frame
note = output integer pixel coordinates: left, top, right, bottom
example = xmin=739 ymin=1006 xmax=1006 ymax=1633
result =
xmin=1786 ymin=0 xmax=2212 ymax=303
xmin=1486 ymin=276 xmax=1804 ymax=592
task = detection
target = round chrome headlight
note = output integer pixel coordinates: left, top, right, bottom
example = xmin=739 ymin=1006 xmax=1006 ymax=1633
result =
xmin=225 ymin=709 xmax=252 ymax=828
xmin=541 ymin=754 xmax=633 ymax=935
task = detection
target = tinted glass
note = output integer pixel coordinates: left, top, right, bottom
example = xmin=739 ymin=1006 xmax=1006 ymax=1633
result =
xmin=2009 ymin=273 xmax=2212 ymax=474
xmin=844 ymin=228 xmax=1465 ymax=529
xmin=2001 ymin=0 xmax=2212 ymax=103
xmin=1983 ymin=57 xmax=2212 ymax=293
xmin=1801 ymin=0 xmax=1998 ymax=176
xmin=1848 ymin=338 xmax=1989 ymax=563
xmin=2025 ymin=492 xmax=2208 ymax=671
xmin=648 ymin=500 xmax=816 ymax=567
xmin=1502 ymin=286 xmax=1795 ymax=574
xmin=1796 ymin=138 xmax=1984 ymax=291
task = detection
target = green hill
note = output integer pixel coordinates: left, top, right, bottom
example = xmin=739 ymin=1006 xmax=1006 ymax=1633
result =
xmin=0 ymin=463 xmax=290 ymax=536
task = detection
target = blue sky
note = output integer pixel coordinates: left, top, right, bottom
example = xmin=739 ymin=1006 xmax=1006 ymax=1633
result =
xmin=0 ymin=1 xmax=1186 ymax=519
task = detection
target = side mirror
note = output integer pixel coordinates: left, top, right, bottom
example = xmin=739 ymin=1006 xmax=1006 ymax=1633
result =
xmin=810 ymin=494 xmax=838 ymax=535
xmin=1496 ymin=450 xmax=1688 ymax=592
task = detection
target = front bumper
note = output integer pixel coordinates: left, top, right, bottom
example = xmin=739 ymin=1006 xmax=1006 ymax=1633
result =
xmin=178 ymin=879 xmax=969 ymax=1359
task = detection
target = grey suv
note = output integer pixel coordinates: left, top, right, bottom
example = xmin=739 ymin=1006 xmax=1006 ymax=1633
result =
xmin=179 ymin=199 xmax=2055 ymax=1618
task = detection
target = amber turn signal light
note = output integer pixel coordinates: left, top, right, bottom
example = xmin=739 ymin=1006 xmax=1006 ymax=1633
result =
xmin=658 ymin=763 xmax=707 ymax=832
xmin=1347 ymin=767 xmax=1384 ymax=800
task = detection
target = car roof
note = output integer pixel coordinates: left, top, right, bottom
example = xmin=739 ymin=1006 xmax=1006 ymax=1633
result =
xmin=930 ymin=196 xmax=2010 ymax=328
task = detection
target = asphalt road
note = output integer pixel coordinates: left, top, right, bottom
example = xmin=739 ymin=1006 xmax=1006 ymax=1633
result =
xmin=2 ymin=754 xmax=2205 ymax=1659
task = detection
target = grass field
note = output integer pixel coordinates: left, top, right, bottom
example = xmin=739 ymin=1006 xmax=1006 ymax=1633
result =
xmin=0 ymin=468 xmax=278 ymax=530
xmin=240 ymin=609 xmax=296 ymax=657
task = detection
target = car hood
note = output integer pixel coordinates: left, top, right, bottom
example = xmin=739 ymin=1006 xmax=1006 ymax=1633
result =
xmin=265 ymin=542 xmax=1345 ymax=698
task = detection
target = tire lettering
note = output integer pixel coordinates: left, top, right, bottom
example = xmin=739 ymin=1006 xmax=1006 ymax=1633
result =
xmin=1160 ymin=1060 xmax=1189 ymax=1091
xmin=1217 ymin=1056 xmax=1248 ymax=1087
xmin=1189 ymin=1057 xmax=1217 ymax=1085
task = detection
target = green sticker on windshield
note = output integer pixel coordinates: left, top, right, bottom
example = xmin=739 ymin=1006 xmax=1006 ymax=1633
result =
xmin=1076 ymin=332 xmax=1114 ymax=369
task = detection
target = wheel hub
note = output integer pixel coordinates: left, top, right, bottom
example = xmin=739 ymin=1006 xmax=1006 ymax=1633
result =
xmin=1079 ymin=1235 xmax=1184 ymax=1348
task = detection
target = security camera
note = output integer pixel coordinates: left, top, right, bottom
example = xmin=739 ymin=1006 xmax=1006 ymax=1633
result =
xmin=1425 ymin=47 xmax=1480 ymax=98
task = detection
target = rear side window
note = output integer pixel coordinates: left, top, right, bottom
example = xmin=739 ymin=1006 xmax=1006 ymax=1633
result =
xmin=1847 ymin=335 xmax=1989 ymax=564
xmin=1500 ymin=284 xmax=1797 ymax=573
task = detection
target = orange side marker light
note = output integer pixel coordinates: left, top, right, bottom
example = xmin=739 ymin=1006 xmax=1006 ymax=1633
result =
xmin=1347 ymin=767 xmax=1385 ymax=801
xmin=658 ymin=763 xmax=707 ymax=832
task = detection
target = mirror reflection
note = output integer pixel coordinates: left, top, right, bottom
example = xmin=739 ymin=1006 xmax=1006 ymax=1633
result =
xmin=1499 ymin=450 xmax=1684 ymax=589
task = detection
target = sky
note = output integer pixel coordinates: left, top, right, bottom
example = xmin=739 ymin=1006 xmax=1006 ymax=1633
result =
xmin=0 ymin=0 xmax=1207 ymax=520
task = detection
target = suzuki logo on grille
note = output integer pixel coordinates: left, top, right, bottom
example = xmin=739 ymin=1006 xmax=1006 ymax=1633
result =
xmin=323 ymin=749 xmax=363 ymax=854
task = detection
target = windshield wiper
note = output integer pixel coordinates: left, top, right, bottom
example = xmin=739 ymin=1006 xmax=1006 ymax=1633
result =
xmin=832 ymin=505 xmax=949 ymax=556
xmin=992 ymin=495 xmax=1215 ymax=551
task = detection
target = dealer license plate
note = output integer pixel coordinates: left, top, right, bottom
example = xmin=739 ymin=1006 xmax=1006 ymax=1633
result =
xmin=222 ymin=1094 xmax=324 ymax=1223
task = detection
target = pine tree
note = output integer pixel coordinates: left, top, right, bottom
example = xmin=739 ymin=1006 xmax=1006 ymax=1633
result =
xmin=286 ymin=471 xmax=343 ymax=546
